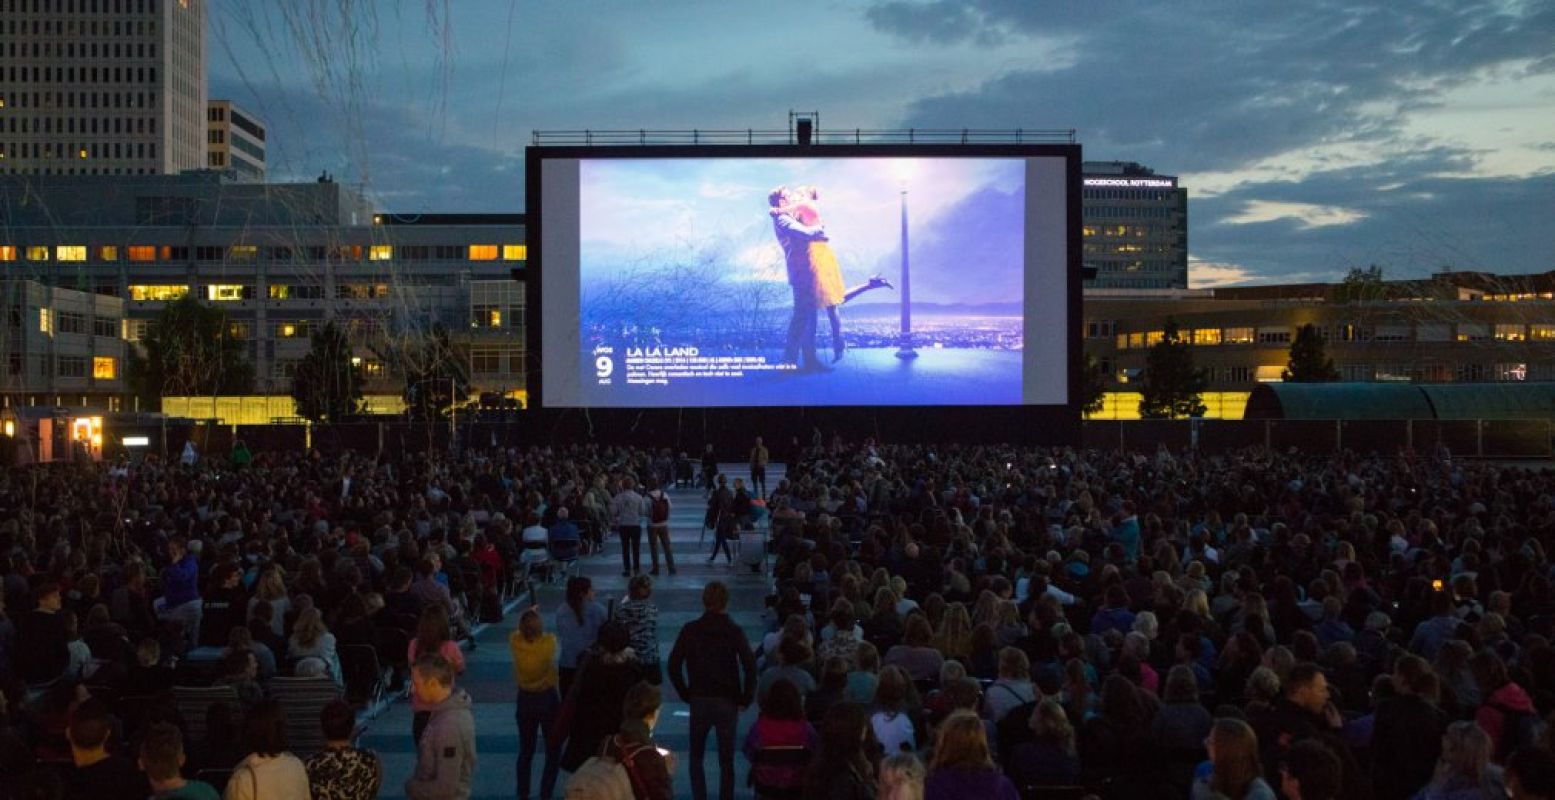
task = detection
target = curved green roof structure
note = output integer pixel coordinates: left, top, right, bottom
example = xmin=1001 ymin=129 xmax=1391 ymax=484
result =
xmin=1245 ymin=382 xmax=1555 ymax=420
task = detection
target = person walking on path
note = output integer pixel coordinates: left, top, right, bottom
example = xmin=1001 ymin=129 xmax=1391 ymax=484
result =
xmin=667 ymin=581 xmax=758 ymax=800
xmin=749 ymin=437 xmax=770 ymax=499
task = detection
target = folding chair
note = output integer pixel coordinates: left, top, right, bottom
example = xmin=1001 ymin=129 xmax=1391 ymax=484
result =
xmin=269 ymin=675 xmax=342 ymax=759
xmin=339 ymin=643 xmax=389 ymax=707
xmin=173 ymin=685 xmax=240 ymax=742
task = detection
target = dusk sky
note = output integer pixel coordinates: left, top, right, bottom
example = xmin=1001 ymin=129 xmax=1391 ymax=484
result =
xmin=209 ymin=1 xmax=1555 ymax=287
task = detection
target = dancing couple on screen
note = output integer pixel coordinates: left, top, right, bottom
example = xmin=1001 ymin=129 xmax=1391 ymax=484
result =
xmin=768 ymin=184 xmax=893 ymax=372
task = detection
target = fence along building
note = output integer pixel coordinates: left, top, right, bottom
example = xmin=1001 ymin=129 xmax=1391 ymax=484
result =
xmin=0 ymin=172 xmax=526 ymax=407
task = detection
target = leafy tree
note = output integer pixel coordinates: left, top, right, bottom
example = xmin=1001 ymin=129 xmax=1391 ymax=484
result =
xmin=128 ymin=293 xmax=254 ymax=412
xmin=291 ymin=321 xmax=362 ymax=423
xmin=1335 ymin=264 xmax=1386 ymax=302
xmin=396 ymin=323 xmax=469 ymax=419
xmin=1283 ymin=323 xmax=1340 ymax=383
xmin=1079 ymin=352 xmax=1107 ymax=416
xmin=1138 ymin=320 xmax=1207 ymax=419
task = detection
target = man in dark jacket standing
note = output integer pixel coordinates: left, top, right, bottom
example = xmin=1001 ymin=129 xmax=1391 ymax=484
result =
xmin=667 ymin=581 xmax=756 ymax=800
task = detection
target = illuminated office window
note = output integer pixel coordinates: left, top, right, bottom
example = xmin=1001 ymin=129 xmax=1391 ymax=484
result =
xmin=468 ymin=245 xmax=499 ymax=261
xmin=369 ymin=245 xmax=393 ymax=261
xmin=126 ymin=246 xmax=156 ymax=262
xmin=93 ymin=357 xmax=117 ymax=379
xmin=128 ymin=285 xmax=189 ymax=302
xmin=206 ymin=285 xmax=249 ymax=302
xmin=1495 ymin=324 xmax=1526 ymax=342
xmin=56 ymin=245 xmax=87 ymax=262
xmin=0 ymin=246 xmax=14 ymax=262
xmin=228 ymin=245 xmax=258 ymax=262
xmin=502 ymin=244 xmax=527 ymax=261
xmin=1224 ymin=327 xmax=1254 ymax=344
xmin=97 ymin=246 xmax=118 ymax=261
xmin=1531 ymin=324 xmax=1555 ymax=341
xmin=1192 ymin=328 xmax=1221 ymax=345
xmin=25 ymin=246 xmax=49 ymax=262
xmin=39 ymin=308 xmax=50 ymax=334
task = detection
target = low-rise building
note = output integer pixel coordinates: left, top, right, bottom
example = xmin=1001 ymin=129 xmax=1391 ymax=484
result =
xmin=1085 ymin=272 xmax=1555 ymax=418
xmin=0 ymin=278 xmax=127 ymax=410
xmin=0 ymin=173 xmax=526 ymax=407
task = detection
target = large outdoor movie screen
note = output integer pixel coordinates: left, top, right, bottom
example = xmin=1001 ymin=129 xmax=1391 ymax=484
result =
xmin=537 ymin=152 xmax=1072 ymax=408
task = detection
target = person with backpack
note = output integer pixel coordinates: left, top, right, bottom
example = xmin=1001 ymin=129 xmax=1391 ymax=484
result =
xmin=643 ymin=479 xmax=676 ymax=576
xmin=567 ymin=680 xmax=673 ymax=800
xmin=1471 ymin=650 xmax=1540 ymax=764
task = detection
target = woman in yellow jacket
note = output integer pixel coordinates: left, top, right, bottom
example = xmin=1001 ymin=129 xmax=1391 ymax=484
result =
xmin=510 ymin=607 xmax=561 ymax=800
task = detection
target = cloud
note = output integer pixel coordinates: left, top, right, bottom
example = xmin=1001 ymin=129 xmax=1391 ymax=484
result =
xmin=1187 ymin=257 xmax=1255 ymax=289
xmin=1222 ymin=201 xmax=1369 ymax=230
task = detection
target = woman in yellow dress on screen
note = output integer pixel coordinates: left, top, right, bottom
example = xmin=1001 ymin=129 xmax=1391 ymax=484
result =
xmin=774 ymin=185 xmax=892 ymax=362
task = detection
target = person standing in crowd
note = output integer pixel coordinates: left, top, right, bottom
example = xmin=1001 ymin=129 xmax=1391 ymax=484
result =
xmin=140 ymin=722 xmax=222 ymax=800
xmin=668 ymin=581 xmax=757 ymax=800
xmin=408 ymin=606 xmax=466 ymax=744
xmin=15 ymin=582 xmax=68 ymax=687
xmin=598 ymin=680 xmax=674 ymax=800
xmin=925 ymin=710 xmax=1019 ymax=800
xmin=618 ymin=574 xmax=662 ymax=685
xmin=158 ymin=536 xmax=203 ymax=650
xmin=556 ymin=576 xmax=606 ymax=697
xmin=509 ymin=607 xmax=561 ymax=800
xmin=701 ymin=443 xmax=719 ymax=498
xmin=749 ymin=436 xmax=769 ymax=499
xmin=404 ymin=654 xmax=476 ymax=800
xmin=643 ymin=478 xmax=677 ymax=576
xmin=1372 ymin=655 xmax=1449 ymax=799
xmin=226 ymin=700 xmax=312 ymax=800
xmin=560 ymin=621 xmax=644 ymax=774
xmin=304 ymin=700 xmax=383 ymax=800
xmin=611 ymin=476 xmax=648 ymax=577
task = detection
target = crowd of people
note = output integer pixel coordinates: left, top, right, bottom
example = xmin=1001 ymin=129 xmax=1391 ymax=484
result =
xmin=5 ymin=434 xmax=1555 ymax=800
xmin=0 ymin=442 xmax=671 ymax=799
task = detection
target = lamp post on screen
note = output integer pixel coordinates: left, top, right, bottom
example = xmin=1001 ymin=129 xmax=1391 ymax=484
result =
xmin=895 ymin=185 xmax=918 ymax=359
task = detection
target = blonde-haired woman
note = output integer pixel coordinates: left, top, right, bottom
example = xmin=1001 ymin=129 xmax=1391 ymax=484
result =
xmin=924 ymin=710 xmax=1018 ymax=800
xmin=935 ymin=603 xmax=973 ymax=663
xmin=1192 ymin=718 xmax=1275 ymax=800
xmin=1008 ymin=699 xmax=1080 ymax=788
xmin=1415 ymin=720 xmax=1504 ymax=800
xmin=508 ymin=607 xmax=560 ymax=800
xmin=287 ymin=606 xmax=341 ymax=685
xmin=249 ymin=564 xmax=290 ymax=638
xmin=878 ymin=752 xmax=925 ymax=800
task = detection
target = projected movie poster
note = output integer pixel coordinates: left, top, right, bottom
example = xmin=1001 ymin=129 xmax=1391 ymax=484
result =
xmin=576 ymin=157 xmax=1025 ymax=407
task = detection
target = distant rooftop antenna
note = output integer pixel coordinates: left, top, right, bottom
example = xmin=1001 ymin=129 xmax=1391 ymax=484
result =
xmin=790 ymin=111 xmax=819 ymax=146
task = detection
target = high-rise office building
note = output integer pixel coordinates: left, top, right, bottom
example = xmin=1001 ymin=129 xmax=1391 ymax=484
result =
xmin=206 ymin=99 xmax=263 ymax=180
xmin=1082 ymin=161 xmax=1188 ymax=289
xmin=0 ymin=0 xmax=208 ymax=177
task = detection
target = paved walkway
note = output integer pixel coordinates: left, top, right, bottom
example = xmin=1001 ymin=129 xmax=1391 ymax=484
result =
xmin=368 ymin=465 xmax=777 ymax=799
